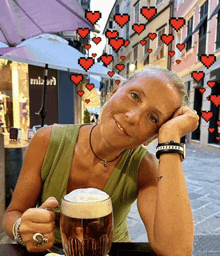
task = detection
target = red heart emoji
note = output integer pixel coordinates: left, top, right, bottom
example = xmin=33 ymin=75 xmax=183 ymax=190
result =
xmin=77 ymin=28 xmax=90 ymax=38
xmin=78 ymin=57 xmax=95 ymax=71
xmin=207 ymin=81 xmax=216 ymax=88
xmin=176 ymin=60 xmax=181 ymax=64
xmin=210 ymin=95 xmax=220 ymax=107
xmin=70 ymin=74 xmax=83 ymax=85
xmin=77 ymin=90 xmax=84 ymax=97
xmin=132 ymin=24 xmax=145 ymax=35
xmin=141 ymin=7 xmax=157 ymax=20
xmin=169 ymin=17 xmax=185 ymax=31
xmin=147 ymin=49 xmax=152 ymax=53
xmin=199 ymin=88 xmax=206 ymax=94
xmin=120 ymin=56 xmax=125 ymax=60
xmin=201 ymin=111 xmax=213 ymax=122
xmin=176 ymin=43 xmax=185 ymax=51
xmin=140 ymin=40 xmax=147 ymax=46
xmin=124 ymin=40 xmax=130 ymax=47
xmin=86 ymin=83 xmax=94 ymax=91
xmin=116 ymin=64 xmax=125 ymax=71
xmin=105 ymin=30 xmax=118 ymax=38
xmin=84 ymin=44 xmax=91 ymax=50
xmin=85 ymin=99 xmax=90 ymax=104
xmin=92 ymin=53 xmax=97 ymax=58
xmin=216 ymin=136 xmax=220 ymax=140
xmin=200 ymin=54 xmax=216 ymax=68
xmin=208 ymin=128 xmax=215 ymax=133
xmin=191 ymin=71 xmax=204 ymax=82
xmin=217 ymin=120 xmax=220 ymax=126
xmin=92 ymin=37 xmax=101 ymax=45
xmin=108 ymin=71 xmax=115 ymax=77
xmin=114 ymin=14 xmax=130 ymax=28
xmin=101 ymin=55 xmax=113 ymax=66
xmin=115 ymin=80 xmax=120 ymax=84
xmin=206 ymin=96 xmax=210 ymax=101
xmin=168 ymin=51 xmax=175 ymax=57
xmin=161 ymin=34 xmax=174 ymax=45
xmin=148 ymin=33 xmax=157 ymax=40
xmin=109 ymin=38 xmax=124 ymax=53
xmin=85 ymin=11 xmax=101 ymax=25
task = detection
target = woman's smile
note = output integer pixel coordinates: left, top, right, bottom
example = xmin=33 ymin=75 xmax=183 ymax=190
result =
xmin=114 ymin=118 xmax=129 ymax=136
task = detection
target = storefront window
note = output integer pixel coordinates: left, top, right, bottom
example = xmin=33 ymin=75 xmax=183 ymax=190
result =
xmin=0 ymin=60 xmax=29 ymax=140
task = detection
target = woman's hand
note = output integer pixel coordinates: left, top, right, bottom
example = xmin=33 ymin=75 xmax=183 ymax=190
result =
xmin=19 ymin=197 xmax=59 ymax=252
xmin=158 ymin=106 xmax=199 ymax=143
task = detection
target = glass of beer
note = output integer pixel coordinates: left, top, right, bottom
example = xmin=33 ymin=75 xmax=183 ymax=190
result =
xmin=60 ymin=188 xmax=113 ymax=256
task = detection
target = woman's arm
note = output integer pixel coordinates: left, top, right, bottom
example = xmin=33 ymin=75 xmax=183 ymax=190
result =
xmin=137 ymin=106 xmax=199 ymax=256
xmin=2 ymin=126 xmax=52 ymax=238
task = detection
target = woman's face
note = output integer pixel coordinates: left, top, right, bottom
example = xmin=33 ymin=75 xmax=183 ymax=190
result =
xmin=99 ymin=73 xmax=182 ymax=149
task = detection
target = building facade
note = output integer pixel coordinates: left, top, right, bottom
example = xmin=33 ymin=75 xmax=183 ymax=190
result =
xmin=172 ymin=0 xmax=220 ymax=147
xmin=101 ymin=0 xmax=174 ymax=102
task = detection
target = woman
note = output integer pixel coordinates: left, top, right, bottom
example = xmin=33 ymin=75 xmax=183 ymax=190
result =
xmin=2 ymin=65 xmax=199 ymax=255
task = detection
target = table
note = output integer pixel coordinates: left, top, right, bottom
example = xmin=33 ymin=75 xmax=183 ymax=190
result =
xmin=0 ymin=243 xmax=157 ymax=256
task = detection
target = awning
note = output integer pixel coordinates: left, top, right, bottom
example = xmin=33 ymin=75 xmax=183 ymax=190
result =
xmin=183 ymin=14 xmax=207 ymax=44
xmin=208 ymin=3 xmax=220 ymax=20
xmin=154 ymin=44 xmax=164 ymax=57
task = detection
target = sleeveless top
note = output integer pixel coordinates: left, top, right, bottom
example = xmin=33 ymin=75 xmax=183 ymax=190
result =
xmin=40 ymin=124 xmax=148 ymax=243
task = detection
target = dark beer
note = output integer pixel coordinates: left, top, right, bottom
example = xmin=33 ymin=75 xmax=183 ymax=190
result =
xmin=60 ymin=188 xmax=113 ymax=256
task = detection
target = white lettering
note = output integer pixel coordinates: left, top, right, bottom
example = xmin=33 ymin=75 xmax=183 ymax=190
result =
xmin=30 ymin=76 xmax=57 ymax=86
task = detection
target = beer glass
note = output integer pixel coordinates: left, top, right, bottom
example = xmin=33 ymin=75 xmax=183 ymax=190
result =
xmin=60 ymin=188 xmax=113 ymax=256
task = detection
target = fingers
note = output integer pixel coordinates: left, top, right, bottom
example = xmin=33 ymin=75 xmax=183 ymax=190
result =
xmin=23 ymin=231 xmax=55 ymax=253
xmin=20 ymin=218 xmax=55 ymax=253
xmin=18 ymin=197 xmax=59 ymax=253
xmin=39 ymin=197 xmax=59 ymax=210
xmin=22 ymin=208 xmax=55 ymax=223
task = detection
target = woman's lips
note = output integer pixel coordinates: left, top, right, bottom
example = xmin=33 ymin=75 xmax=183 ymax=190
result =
xmin=114 ymin=119 xmax=129 ymax=136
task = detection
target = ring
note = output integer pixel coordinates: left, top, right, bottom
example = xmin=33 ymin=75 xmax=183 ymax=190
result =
xmin=33 ymin=233 xmax=49 ymax=247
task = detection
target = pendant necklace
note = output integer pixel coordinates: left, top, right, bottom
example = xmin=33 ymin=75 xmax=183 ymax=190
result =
xmin=89 ymin=124 xmax=125 ymax=167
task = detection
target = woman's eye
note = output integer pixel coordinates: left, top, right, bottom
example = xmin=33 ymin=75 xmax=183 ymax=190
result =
xmin=149 ymin=115 xmax=158 ymax=123
xmin=130 ymin=92 xmax=139 ymax=101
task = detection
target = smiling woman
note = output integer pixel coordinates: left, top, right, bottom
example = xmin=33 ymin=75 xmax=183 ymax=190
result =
xmin=2 ymin=65 xmax=199 ymax=256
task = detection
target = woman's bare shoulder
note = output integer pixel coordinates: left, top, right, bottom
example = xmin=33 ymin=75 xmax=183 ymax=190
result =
xmin=138 ymin=152 xmax=159 ymax=188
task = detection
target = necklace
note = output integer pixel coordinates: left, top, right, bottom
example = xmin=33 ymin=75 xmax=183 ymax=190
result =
xmin=89 ymin=124 xmax=125 ymax=167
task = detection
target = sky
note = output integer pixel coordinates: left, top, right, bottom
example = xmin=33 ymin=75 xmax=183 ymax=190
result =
xmin=89 ymin=0 xmax=116 ymax=59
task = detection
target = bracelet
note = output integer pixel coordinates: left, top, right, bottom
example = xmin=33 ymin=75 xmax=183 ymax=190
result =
xmin=12 ymin=218 xmax=26 ymax=246
xmin=156 ymin=141 xmax=186 ymax=161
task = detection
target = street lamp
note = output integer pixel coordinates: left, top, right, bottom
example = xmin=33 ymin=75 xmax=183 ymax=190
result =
xmin=129 ymin=63 xmax=136 ymax=72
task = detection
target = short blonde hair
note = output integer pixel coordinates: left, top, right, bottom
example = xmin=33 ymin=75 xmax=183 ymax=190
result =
xmin=120 ymin=64 xmax=188 ymax=106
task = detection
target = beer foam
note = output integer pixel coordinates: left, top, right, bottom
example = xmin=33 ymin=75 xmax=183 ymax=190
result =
xmin=61 ymin=188 xmax=112 ymax=219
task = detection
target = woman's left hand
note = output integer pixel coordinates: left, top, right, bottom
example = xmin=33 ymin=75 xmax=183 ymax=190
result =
xmin=158 ymin=106 xmax=199 ymax=141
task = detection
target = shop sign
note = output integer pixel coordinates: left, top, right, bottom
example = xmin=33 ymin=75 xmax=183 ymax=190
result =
xmin=29 ymin=76 xmax=56 ymax=86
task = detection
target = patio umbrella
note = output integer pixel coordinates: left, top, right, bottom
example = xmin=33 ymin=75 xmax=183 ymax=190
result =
xmin=0 ymin=0 xmax=94 ymax=47
xmin=0 ymin=34 xmax=126 ymax=126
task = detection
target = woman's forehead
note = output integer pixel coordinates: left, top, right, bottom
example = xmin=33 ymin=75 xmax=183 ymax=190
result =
xmin=124 ymin=72 xmax=171 ymax=89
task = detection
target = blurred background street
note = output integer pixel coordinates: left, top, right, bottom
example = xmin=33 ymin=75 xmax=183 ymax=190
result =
xmin=127 ymin=140 xmax=220 ymax=255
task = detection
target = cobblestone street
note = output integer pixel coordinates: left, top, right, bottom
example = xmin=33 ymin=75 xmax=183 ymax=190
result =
xmin=127 ymin=140 xmax=220 ymax=255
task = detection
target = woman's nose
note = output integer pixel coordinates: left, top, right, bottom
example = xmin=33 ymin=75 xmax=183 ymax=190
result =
xmin=125 ymin=109 xmax=141 ymax=124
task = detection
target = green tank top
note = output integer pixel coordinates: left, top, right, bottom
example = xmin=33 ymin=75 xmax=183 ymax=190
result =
xmin=40 ymin=124 xmax=147 ymax=243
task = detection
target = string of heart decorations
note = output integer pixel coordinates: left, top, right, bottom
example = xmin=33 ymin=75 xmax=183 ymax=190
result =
xmin=69 ymin=9 xmax=219 ymax=140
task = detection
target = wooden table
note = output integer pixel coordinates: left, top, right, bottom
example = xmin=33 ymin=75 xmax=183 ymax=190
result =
xmin=0 ymin=243 xmax=157 ymax=255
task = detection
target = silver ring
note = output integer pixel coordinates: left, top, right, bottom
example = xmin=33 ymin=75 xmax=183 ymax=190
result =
xmin=33 ymin=232 xmax=48 ymax=247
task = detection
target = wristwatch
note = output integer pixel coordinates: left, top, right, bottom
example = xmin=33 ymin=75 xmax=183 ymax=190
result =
xmin=156 ymin=142 xmax=186 ymax=161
